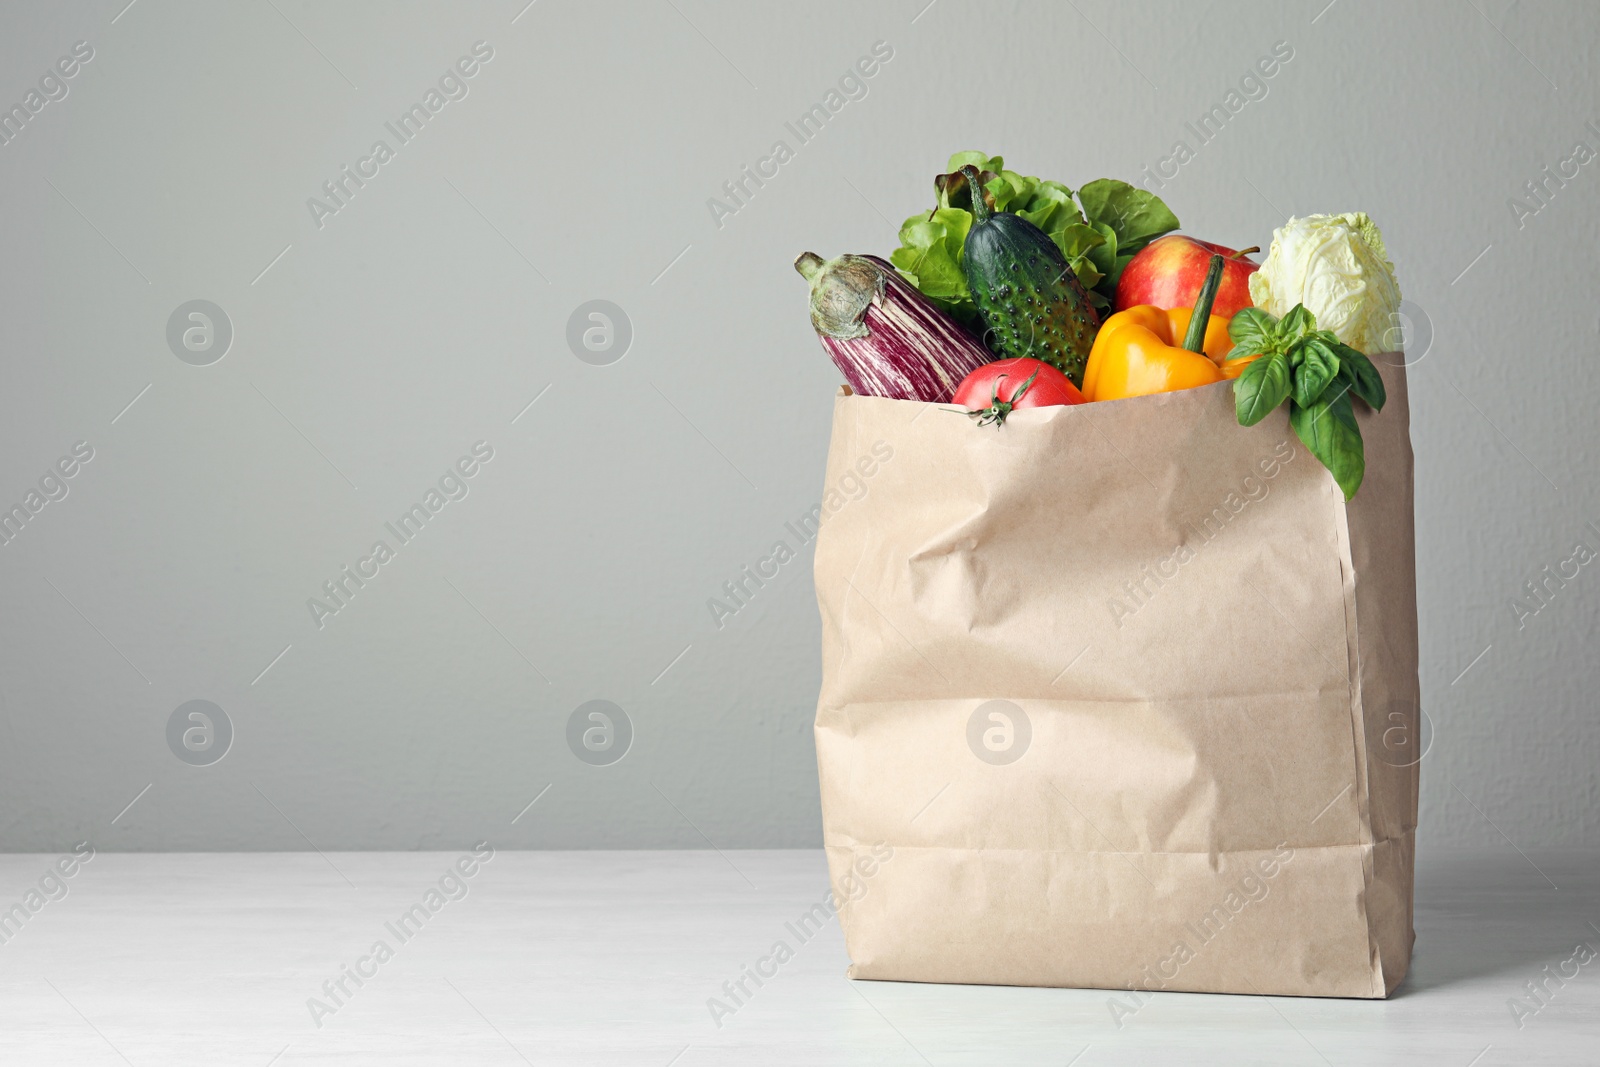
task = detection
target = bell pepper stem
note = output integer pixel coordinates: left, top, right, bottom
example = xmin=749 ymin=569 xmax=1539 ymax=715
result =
xmin=1182 ymin=254 xmax=1226 ymax=354
xmin=961 ymin=166 xmax=991 ymax=223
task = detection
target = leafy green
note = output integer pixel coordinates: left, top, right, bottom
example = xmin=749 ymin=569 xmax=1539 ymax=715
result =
xmin=1234 ymin=353 xmax=1291 ymax=426
xmin=1085 ymin=222 xmax=1117 ymax=285
xmin=890 ymin=208 xmax=975 ymax=328
xmin=890 ymin=152 xmax=1181 ymax=323
xmin=1227 ymin=308 xmax=1276 ymax=352
xmin=1075 ymin=179 xmax=1181 ymax=257
xmin=1293 ymin=339 xmax=1341 ymax=408
xmin=1290 ymin=391 xmax=1365 ymax=500
xmin=1339 ymin=350 xmax=1388 ymax=411
xmin=1227 ymin=302 xmax=1386 ymax=499
xmin=1276 ymin=304 xmax=1315 ymax=340
xmin=1057 ymin=223 xmax=1108 ymax=292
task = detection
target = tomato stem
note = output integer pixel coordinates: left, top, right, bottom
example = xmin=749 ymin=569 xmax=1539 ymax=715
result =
xmin=965 ymin=367 xmax=1040 ymax=428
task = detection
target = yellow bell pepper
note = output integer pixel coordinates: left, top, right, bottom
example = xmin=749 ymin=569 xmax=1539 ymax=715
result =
xmin=1082 ymin=305 xmax=1233 ymax=402
xmin=1220 ymin=348 xmax=1262 ymax=380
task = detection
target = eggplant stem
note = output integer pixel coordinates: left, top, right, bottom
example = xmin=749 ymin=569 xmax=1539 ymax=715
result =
xmin=794 ymin=252 xmax=825 ymax=280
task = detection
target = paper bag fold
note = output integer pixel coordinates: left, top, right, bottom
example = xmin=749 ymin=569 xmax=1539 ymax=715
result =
xmin=814 ymin=360 xmax=1418 ymax=998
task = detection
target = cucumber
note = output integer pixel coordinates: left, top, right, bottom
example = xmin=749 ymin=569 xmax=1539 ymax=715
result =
xmin=960 ymin=165 xmax=1100 ymax=385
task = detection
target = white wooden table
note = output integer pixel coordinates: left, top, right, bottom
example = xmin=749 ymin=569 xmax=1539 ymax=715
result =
xmin=0 ymin=847 xmax=1592 ymax=1064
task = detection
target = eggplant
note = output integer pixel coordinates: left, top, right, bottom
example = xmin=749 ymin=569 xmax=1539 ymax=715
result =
xmin=794 ymin=252 xmax=993 ymax=403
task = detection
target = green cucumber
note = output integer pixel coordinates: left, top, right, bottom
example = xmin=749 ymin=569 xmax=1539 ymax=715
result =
xmin=960 ymin=165 xmax=1101 ymax=385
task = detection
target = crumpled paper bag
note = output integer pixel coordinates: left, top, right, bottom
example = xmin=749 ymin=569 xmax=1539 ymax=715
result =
xmin=813 ymin=360 xmax=1418 ymax=998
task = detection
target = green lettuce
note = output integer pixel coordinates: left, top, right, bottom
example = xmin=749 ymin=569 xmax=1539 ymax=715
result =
xmin=890 ymin=152 xmax=1180 ymax=327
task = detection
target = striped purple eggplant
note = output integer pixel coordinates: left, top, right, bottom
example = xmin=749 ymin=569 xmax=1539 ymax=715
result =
xmin=794 ymin=252 xmax=993 ymax=403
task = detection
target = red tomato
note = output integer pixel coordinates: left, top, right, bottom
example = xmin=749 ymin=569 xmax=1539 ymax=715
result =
xmin=953 ymin=359 xmax=1085 ymax=422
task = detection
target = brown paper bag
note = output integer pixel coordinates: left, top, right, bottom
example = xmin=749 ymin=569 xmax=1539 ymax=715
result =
xmin=813 ymin=359 xmax=1418 ymax=999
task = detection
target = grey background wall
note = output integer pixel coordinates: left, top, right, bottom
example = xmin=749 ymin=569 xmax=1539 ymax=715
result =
xmin=0 ymin=0 xmax=1594 ymax=851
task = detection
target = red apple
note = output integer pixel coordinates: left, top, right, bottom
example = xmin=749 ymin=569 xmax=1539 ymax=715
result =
xmin=1114 ymin=235 xmax=1259 ymax=318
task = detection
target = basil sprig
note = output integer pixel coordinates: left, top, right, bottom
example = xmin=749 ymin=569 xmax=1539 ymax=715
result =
xmin=1229 ymin=305 xmax=1386 ymax=500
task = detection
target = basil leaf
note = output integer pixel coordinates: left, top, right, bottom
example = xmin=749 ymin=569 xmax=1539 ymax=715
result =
xmin=1290 ymin=392 xmax=1365 ymax=500
xmin=1276 ymin=304 xmax=1316 ymax=341
xmin=1294 ymin=339 xmax=1341 ymax=407
xmin=1228 ymin=307 xmax=1276 ymax=352
xmin=1234 ymin=352 xmax=1291 ymax=426
xmin=1338 ymin=348 xmax=1388 ymax=411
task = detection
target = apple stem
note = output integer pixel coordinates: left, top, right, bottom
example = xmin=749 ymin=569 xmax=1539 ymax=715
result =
xmin=1229 ymin=246 xmax=1260 ymax=259
xmin=1182 ymin=254 xmax=1226 ymax=354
